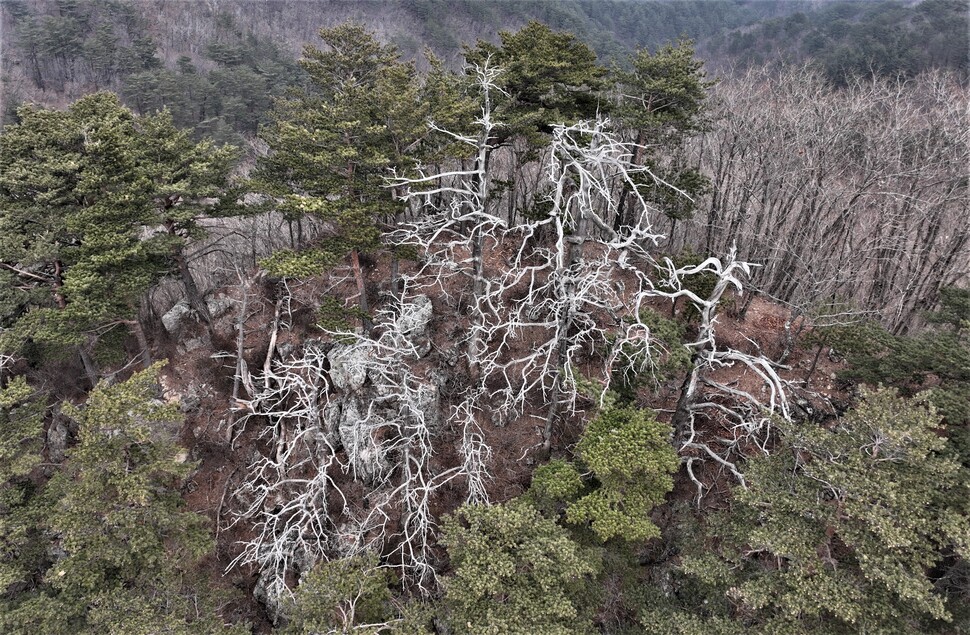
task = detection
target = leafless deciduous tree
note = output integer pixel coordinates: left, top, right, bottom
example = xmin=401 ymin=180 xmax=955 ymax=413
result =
xmin=691 ymin=67 xmax=969 ymax=333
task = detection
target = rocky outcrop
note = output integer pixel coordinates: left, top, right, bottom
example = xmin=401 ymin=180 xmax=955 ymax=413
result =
xmin=161 ymin=295 xmax=231 ymax=343
xmin=243 ymin=295 xmax=444 ymax=618
xmin=398 ymin=293 xmax=434 ymax=357
xmin=334 ymin=396 xmax=391 ymax=485
xmin=252 ymin=541 xmax=317 ymax=625
xmin=46 ymin=413 xmax=70 ymax=463
xmin=308 ymin=296 xmax=439 ymax=485
xmin=161 ymin=300 xmax=191 ymax=336
xmin=327 ymin=343 xmax=370 ymax=392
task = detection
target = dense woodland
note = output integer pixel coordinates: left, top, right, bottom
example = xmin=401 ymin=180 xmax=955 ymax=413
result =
xmin=0 ymin=1 xmax=969 ymax=634
xmin=704 ymin=0 xmax=969 ymax=84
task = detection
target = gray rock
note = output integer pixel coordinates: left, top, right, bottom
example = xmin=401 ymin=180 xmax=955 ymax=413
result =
xmin=252 ymin=538 xmax=320 ymax=625
xmin=206 ymin=295 xmax=233 ymax=320
xmin=176 ymin=336 xmax=207 ymax=355
xmin=415 ymin=382 xmax=440 ymax=432
xmin=337 ymin=398 xmax=389 ymax=485
xmin=399 ymin=294 xmax=434 ymax=357
xmin=161 ymin=300 xmax=191 ymax=335
xmin=179 ymin=382 xmax=203 ymax=413
xmin=328 ymin=344 xmax=370 ymax=392
xmin=353 ymin=443 xmax=390 ymax=486
xmin=442 ymin=345 xmax=460 ymax=367
xmin=253 ymin=571 xmax=286 ymax=625
xmin=46 ymin=414 xmax=70 ymax=462
xmin=320 ymin=399 xmax=343 ymax=447
xmin=277 ymin=342 xmax=296 ymax=360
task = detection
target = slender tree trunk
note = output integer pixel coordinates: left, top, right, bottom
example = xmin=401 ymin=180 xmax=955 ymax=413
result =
xmin=542 ymin=366 xmax=562 ymax=459
xmin=806 ymin=342 xmax=825 ymax=382
xmin=671 ymin=260 xmax=738 ymax=444
xmin=174 ymin=245 xmax=211 ymax=324
xmin=777 ymin=310 xmax=804 ymax=365
xmin=467 ymin=139 xmax=493 ymax=379
xmin=263 ymin=298 xmax=282 ymax=389
xmin=167 ymin=220 xmax=211 ymax=324
xmin=737 ymin=287 xmax=758 ymax=320
xmin=28 ymin=51 xmax=45 ymax=91
xmin=231 ymin=279 xmax=250 ymax=405
xmin=671 ymin=356 xmax=701 ymax=446
xmin=389 ymin=208 xmax=403 ymax=300
xmin=543 ymin=264 xmax=579 ymax=458
xmin=129 ymin=319 xmax=152 ymax=369
xmin=507 ymin=175 xmax=516 ymax=226
xmin=467 ymin=223 xmax=485 ymax=381
xmin=543 ymin=296 xmax=574 ymax=459
xmin=613 ymin=186 xmax=629 ymax=233
xmin=78 ymin=344 xmax=99 ymax=389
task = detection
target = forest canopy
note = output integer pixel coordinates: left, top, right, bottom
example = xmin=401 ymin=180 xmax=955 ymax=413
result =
xmin=0 ymin=2 xmax=968 ymax=633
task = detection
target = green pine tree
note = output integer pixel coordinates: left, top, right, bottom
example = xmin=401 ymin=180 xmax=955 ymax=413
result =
xmin=612 ymin=40 xmax=714 ymax=236
xmin=463 ymin=21 xmax=608 ymax=146
xmin=441 ymin=499 xmax=600 ymax=635
xmin=682 ymin=388 xmax=970 ymax=633
xmin=283 ymin=553 xmax=396 ymax=634
xmin=256 ymin=22 xmax=424 ymax=333
xmin=0 ymin=372 xmax=46 ymax=597
xmin=0 ymin=93 xmax=238 ymax=371
xmin=565 ymin=406 xmax=679 ymax=542
xmin=0 ymin=364 xmax=239 ymax=634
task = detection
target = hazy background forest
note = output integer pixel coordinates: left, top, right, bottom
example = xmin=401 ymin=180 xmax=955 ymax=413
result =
xmin=0 ymin=1 xmax=968 ymax=634
xmin=2 ymin=0 xmax=967 ymax=138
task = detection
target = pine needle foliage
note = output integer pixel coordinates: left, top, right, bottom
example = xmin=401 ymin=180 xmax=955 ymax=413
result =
xmin=682 ymin=388 xmax=970 ymax=633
